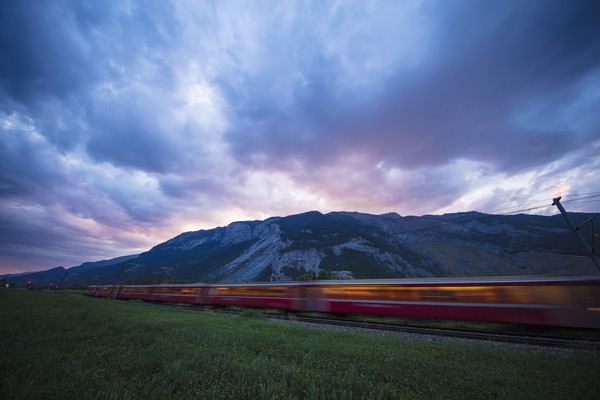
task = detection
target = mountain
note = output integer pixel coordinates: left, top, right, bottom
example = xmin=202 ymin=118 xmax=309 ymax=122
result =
xmin=70 ymin=255 xmax=140 ymax=272
xmin=0 ymin=255 xmax=139 ymax=288
xmin=4 ymin=211 xmax=599 ymax=287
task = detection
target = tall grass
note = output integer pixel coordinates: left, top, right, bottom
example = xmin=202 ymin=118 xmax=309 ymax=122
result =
xmin=1 ymin=290 xmax=598 ymax=399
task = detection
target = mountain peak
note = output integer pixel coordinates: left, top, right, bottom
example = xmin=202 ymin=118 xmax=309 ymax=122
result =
xmin=6 ymin=210 xmax=598 ymax=287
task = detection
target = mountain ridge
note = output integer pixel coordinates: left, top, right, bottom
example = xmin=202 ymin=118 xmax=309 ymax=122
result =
xmin=3 ymin=210 xmax=598 ymax=287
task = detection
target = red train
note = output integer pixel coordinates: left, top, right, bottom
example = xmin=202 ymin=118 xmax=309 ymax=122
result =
xmin=85 ymin=275 xmax=600 ymax=329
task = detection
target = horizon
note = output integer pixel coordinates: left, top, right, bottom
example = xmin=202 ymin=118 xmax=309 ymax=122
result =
xmin=3 ymin=206 xmax=597 ymax=276
xmin=1 ymin=1 xmax=599 ymax=274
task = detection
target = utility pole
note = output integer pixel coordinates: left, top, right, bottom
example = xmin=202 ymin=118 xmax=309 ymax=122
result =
xmin=552 ymin=197 xmax=600 ymax=271
xmin=94 ymin=267 xmax=112 ymax=297
xmin=56 ymin=270 xmax=68 ymax=291
xmin=110 ymin=260 xmax=128 ymax=297
xmin=171 ymin=257 xmax=181 ymax=284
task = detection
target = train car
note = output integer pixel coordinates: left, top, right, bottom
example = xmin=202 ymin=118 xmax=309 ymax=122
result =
xmin=205 ymin=282 xmax=308 ymax=310
xmin=84 ymin=285 xmax=98 ymax=296
xmin=143 ymin=284 xmax=210 ymax=304
xmin=116 ymin=285 xmax=152 ymax=301
xmin=92 ymin=285 xmax=121 ymax=298
xmin=306 ymin=275 xmax=600 ymax=329
xmin=84 ymin=275 xmax=600 ymax=329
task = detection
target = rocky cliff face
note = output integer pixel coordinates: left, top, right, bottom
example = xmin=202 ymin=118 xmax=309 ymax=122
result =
xmin=107 ymin=210 xmax=599 ymax=283
xmin=6 ymin=210 xmax=599 ymax=287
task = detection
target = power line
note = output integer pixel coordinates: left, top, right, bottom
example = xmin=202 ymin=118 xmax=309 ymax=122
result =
xmin=388 ymin=195 xmax=596 ymax=259
xmin=563 ymin=199 xmax=600 ymax=206
xmin=475 ymin=193 xmax=598 ymax=219
xmin=480 ymin=197 xmax=553 ymax=215
xmin=564 ymin=191 xmax=600 ymax=199
xmin=495 ymin=204 xmax=554 ymax=216
xmin=552 ymin=197 xmax=600 ymax=270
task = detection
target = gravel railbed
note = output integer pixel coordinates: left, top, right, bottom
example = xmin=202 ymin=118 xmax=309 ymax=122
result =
xmin=273 ymin=318 xmax=600 ymax=358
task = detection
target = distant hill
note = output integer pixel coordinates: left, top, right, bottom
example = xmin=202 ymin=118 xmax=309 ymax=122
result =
xmin=1 ymin=255 xmax=139 ymax=288
xmin=3 ymin=211 xmax=599 ymax=287
xmin=71 ymin=255 xmax=140 ymax=272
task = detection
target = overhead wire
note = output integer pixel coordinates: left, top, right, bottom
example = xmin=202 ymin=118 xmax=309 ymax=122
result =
xmin=563 ymin=191 xmax=600 ymax=199
xmin=475 ymin=194 xmax=598 ymax=219
xmin=563 ymin=199 xmax=600 ymax=206
xmin=482 ymin=197 xmax=556 ymax=215
xmin=387 ymin=195 xmax=598 ymax=269
xmin=97 ymin=194 xmax=599 ymax=283
xmin=561 ymin=192 xmax=600 ymax=204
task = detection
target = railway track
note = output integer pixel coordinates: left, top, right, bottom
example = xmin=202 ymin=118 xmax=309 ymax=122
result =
xmin=266 ymin=314 xmax=600 ymax=350
xmin=150 ymin=303 xmax=600 ymax=350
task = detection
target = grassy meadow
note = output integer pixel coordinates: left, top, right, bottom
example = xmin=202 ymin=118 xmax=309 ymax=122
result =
xmin=0 ymin=290 xmax=598 ymax=399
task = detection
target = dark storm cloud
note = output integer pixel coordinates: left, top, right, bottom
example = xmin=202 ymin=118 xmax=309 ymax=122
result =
xmin=1 ymin=0 xmax=599 ymax=274
xmin=0 ymin=0 xmax=179 ymax=152
xmin=370 ymin=0 xmax=600 ymax=172
xmin=86 ymin=92 xmax=178 ymax=173
xmin=0 ymin=1 xmax=97 ymax=103
xmin=0 ymin=1 xmax=202 ymax=273
xmin=0 ymin=200 xmax=154 ymax=272
xmin=1 ymin=0 xmax=178 ymax=98
xmin=223 ymin=0 xmax=600 ymax=174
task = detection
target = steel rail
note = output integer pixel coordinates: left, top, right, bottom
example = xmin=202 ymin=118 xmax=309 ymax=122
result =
xmin=147 ymin=303 xmax=600 ymax=350
xmin=266 ymin=313 xmax=600 ymax=350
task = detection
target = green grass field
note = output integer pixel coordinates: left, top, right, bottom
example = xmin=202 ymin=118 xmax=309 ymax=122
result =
xmin=0 ymin=290 xmax=598 ymax=399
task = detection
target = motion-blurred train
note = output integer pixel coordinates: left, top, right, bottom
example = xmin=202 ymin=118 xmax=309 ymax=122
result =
xmin=85 ymin=275 xmax=600 ymax=329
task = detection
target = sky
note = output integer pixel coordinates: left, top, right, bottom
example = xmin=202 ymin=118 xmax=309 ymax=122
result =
xmin=1 ymin=0 xmax=599 ymax=274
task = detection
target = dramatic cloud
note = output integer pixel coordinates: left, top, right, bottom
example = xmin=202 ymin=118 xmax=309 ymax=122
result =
xmin=1 ymin=0 xmax=599 ymax=273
